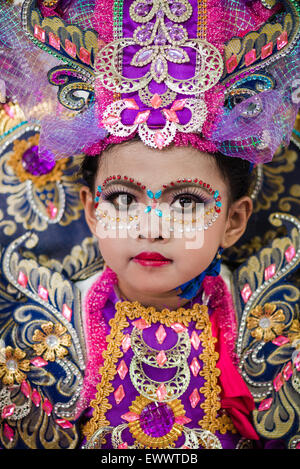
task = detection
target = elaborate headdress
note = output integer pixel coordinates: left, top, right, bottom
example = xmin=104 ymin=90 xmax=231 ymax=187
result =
xmin=1 ymin=0 xmax=299 ymax=164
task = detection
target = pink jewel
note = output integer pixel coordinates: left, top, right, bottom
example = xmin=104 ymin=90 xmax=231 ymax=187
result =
xmin=258 ymin=397 xmax=273 ymax=411
xmin=121 ymin=411 xmax=140 ymax=422
xmin=21 ymin=380 xmax=31 ymax=398
xmin=293 ymin=351 xmax=300 ymax=371
xmin=65 ymin=39 xmax=77 ymax=58
xmin=30 ymin=357 xmax=48 ymax=367
xmin=79 ymin=47 xmax=90 ymax=65
xmin=296 ymin=442 xmax=300 ymax=449
xmin=226 ymin=54 xmax=238 ymax=73
xmin=264 ymin=263 xmax=276 ymax=281
xmin=121 ymin=334 xmax=131 ymax=353
xmin=170 ymin=323 xmax=186 ymax=333
xmin=190 ymin=357 xmax=201 ymax=377
xmin=17 ymin=271 xmax=28 ymax=288
xmin=47 ymin=201 xmax=58 ymax=220
xmin=3 ymin=423 xmax=14 ymax=442
xmin=134 ymin=110 xmax=151 ymax=125
xmin=190 ymin=331 xmax=200 ymax=350
xmin=132 ymin=318 xmax=150 ymax=330
xmin=154 ymin=131 xmax=166 ymax=150
xmin=1 ymin=404 xmax=16 ymax=419
xmin=285 ymin=245 xmax=296 ymax=263
xmin=189 ymin=388 xmax=200 ymax=408
xmin=282 ymin=361 xmax=293 ymax=381
xmin=62 ymin=303 xmax=72 ymax=322
xmin=156 ymin=350 xmax=167 ymax=367
xmin=118 ymin=442 xmax=128 ymax=449
xmin=102 ymin=114 xmax=120 ymax=126
xmin=181 ymin=445 xmax=191 ymax=449
xmin=162 ymin=108 xmax=179 ymax=123
xmin=34 ymin=24 xmax=46 ymax=43
xmin=277 ymin=31 xmax=288 ymax=50
xmin=175 ymin=415 xmax=192 ymax=425
xmin=261 ymin=42 xmax=273 ymax=59
xmin=124 ymin=98 xmax=139 ymax=110
xmin=155 ymin=325 xmax=167 ymax=344
xmin=272 ymin=335 xmax=290 ymax=346
xmin=31 ymin=389 xmax=41 ymax=407
xmin=114 ymin=384 xmax=125 ymax=404
xmin=241 ymin=283 xmax=252 ymax=303
xmin=245 ymin=49 xmax=256 ymax=66
xmin=150 ymin=93 xmax=163 ymax=109
xmin=38 ymin=285 xmax=49 ymax=301
xmin=49 ymin=32 xmax=60 ymax=50
xmin=55 ymin=418 xmax=73 ymax=429
xmin=117 ymin=359 xmax=128 ymax=380
xmin=273 ymin=373 xmax=284 ymax=392
xmin=42 ymin=398 xmax=53 ymax=416
xmin=156 ymin=383 xmax=167 ymax=401
xmin=171 ymin=99 xmax=187 ymax=111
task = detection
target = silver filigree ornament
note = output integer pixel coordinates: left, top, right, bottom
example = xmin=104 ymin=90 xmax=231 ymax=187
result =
xmin=94 ymin=0 xmax=223 ymax=149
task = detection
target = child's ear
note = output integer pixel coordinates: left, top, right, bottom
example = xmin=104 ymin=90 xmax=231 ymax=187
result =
xmin=221 ymin=196 xmax=253 ymax=249
xmin=80 ymin=186 xmax=98 ymax=236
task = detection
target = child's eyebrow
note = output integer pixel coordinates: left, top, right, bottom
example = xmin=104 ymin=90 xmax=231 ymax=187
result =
xmin=101 ymin=177 xmax=215 ymax=197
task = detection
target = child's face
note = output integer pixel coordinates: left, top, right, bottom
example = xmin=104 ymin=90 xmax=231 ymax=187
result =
xmin=81 ymin=141 xmax=252 ymax=308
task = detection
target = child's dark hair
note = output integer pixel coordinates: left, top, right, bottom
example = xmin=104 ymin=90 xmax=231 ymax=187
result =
xmin=79 ymin=138 xmax=253 ymax=205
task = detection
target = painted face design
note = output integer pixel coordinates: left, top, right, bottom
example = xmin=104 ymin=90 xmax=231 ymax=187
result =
xmin=94 ymin=175 xmax=222 ymax=237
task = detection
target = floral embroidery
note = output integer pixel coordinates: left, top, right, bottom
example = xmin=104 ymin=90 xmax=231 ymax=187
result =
xmin=246 ymin=303 xmax=285 ymax=342
xmin=288 ymin=319 xmax=300 ymax=346
xmin=32 ymin=322 xmax=71 ymax=361
xmin=0 ymin=346 xmax=30 ymax=385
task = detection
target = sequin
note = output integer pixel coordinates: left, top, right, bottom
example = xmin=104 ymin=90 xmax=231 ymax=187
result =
xmin=241 ymin=283 xmax=252 ymax=303
xmin=277 ymin=31 xmax=288 ymax=50
xmin=1 ymin=404 xmax=16 ymax=419
xmin=55 ymin=418 xmax=73 ymax=429
xmin=17 ymin=271 xmax=28 ymax=288
xmin=261 ymin=42 xmax=273 ymax=59
xmin=226 ymin=55 xmax=238 ymax=73
xmin=42 ymin=398 xmax=53 ymax=416
xmin=31 ymin=389 xmax=41 ymax=407
xmin=3 ymin=423 xmax=14 ymax=442
xmin=121 ymin=334 xmax=131 ymax=353
xmin=62 ymin=304 xmax=72 ymax=322
xmin=273 ymin=373 xmax=284 ymax=391
xmin=190 ymin=331 xmax=200 ymax=350
xmin=155 ymin=325 xmax=167 ymax=344
xmin=156 ymin=350 xmax=168 ymax=367
xmin=156 ymin=383 xmax=167 ymax=401
xmin=117 ymin=359 xmax=128 ymax=380
xmin=285 ymin=245 xmax=296 ymax=263
xmin=33 ymin=24 xmax=46 ymax=42
xmin=30 ymin=357 xmax=48 ymax=367
xmin=38 ymin=285 xmax=49 ymax=301
xmin=244 ymin=48 xmax=256 ymax=66
xmin=190 ymin=357 xmax=201 ymax=377
xmin=282 ymin=362 xmax=293 ymax=381
xmin=21 ymin=380 xmax=31 ymax=398
xmin=121 ymin=411 xmax=140 ymax=422
xmin=272 ymin=335 xmax=290 ymax=346
xmin=264 ymin=263 xmax=276 ymax=281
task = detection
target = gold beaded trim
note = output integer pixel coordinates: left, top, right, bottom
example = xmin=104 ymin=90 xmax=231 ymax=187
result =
xmin=83 ymin=300 xmax=234 ymax=441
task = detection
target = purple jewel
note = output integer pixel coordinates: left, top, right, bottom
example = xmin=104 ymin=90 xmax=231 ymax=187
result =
xmin=136 ymin=26 xmax=153 ymax=42
xmin=22 ymin=146 xmax=56 ymax=176
xmin=139 ymin=402 xmax=175 ymax=437
xmin=166 ymin=24 xmax=185 ymax=42
xmin=154 ymin=27 xmax=167 ymax=45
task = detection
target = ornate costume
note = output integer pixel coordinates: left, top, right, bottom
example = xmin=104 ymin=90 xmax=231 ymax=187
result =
xmin=0 ymin=0 xmax=299 ymax=450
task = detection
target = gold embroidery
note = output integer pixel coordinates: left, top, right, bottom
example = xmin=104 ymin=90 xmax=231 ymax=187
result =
xmin=83 ymin=300 xmax=229 ymax=442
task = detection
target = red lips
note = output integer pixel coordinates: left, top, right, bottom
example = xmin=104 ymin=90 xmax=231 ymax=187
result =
xmin=133 ymin=252 xmax=171 ymax=261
